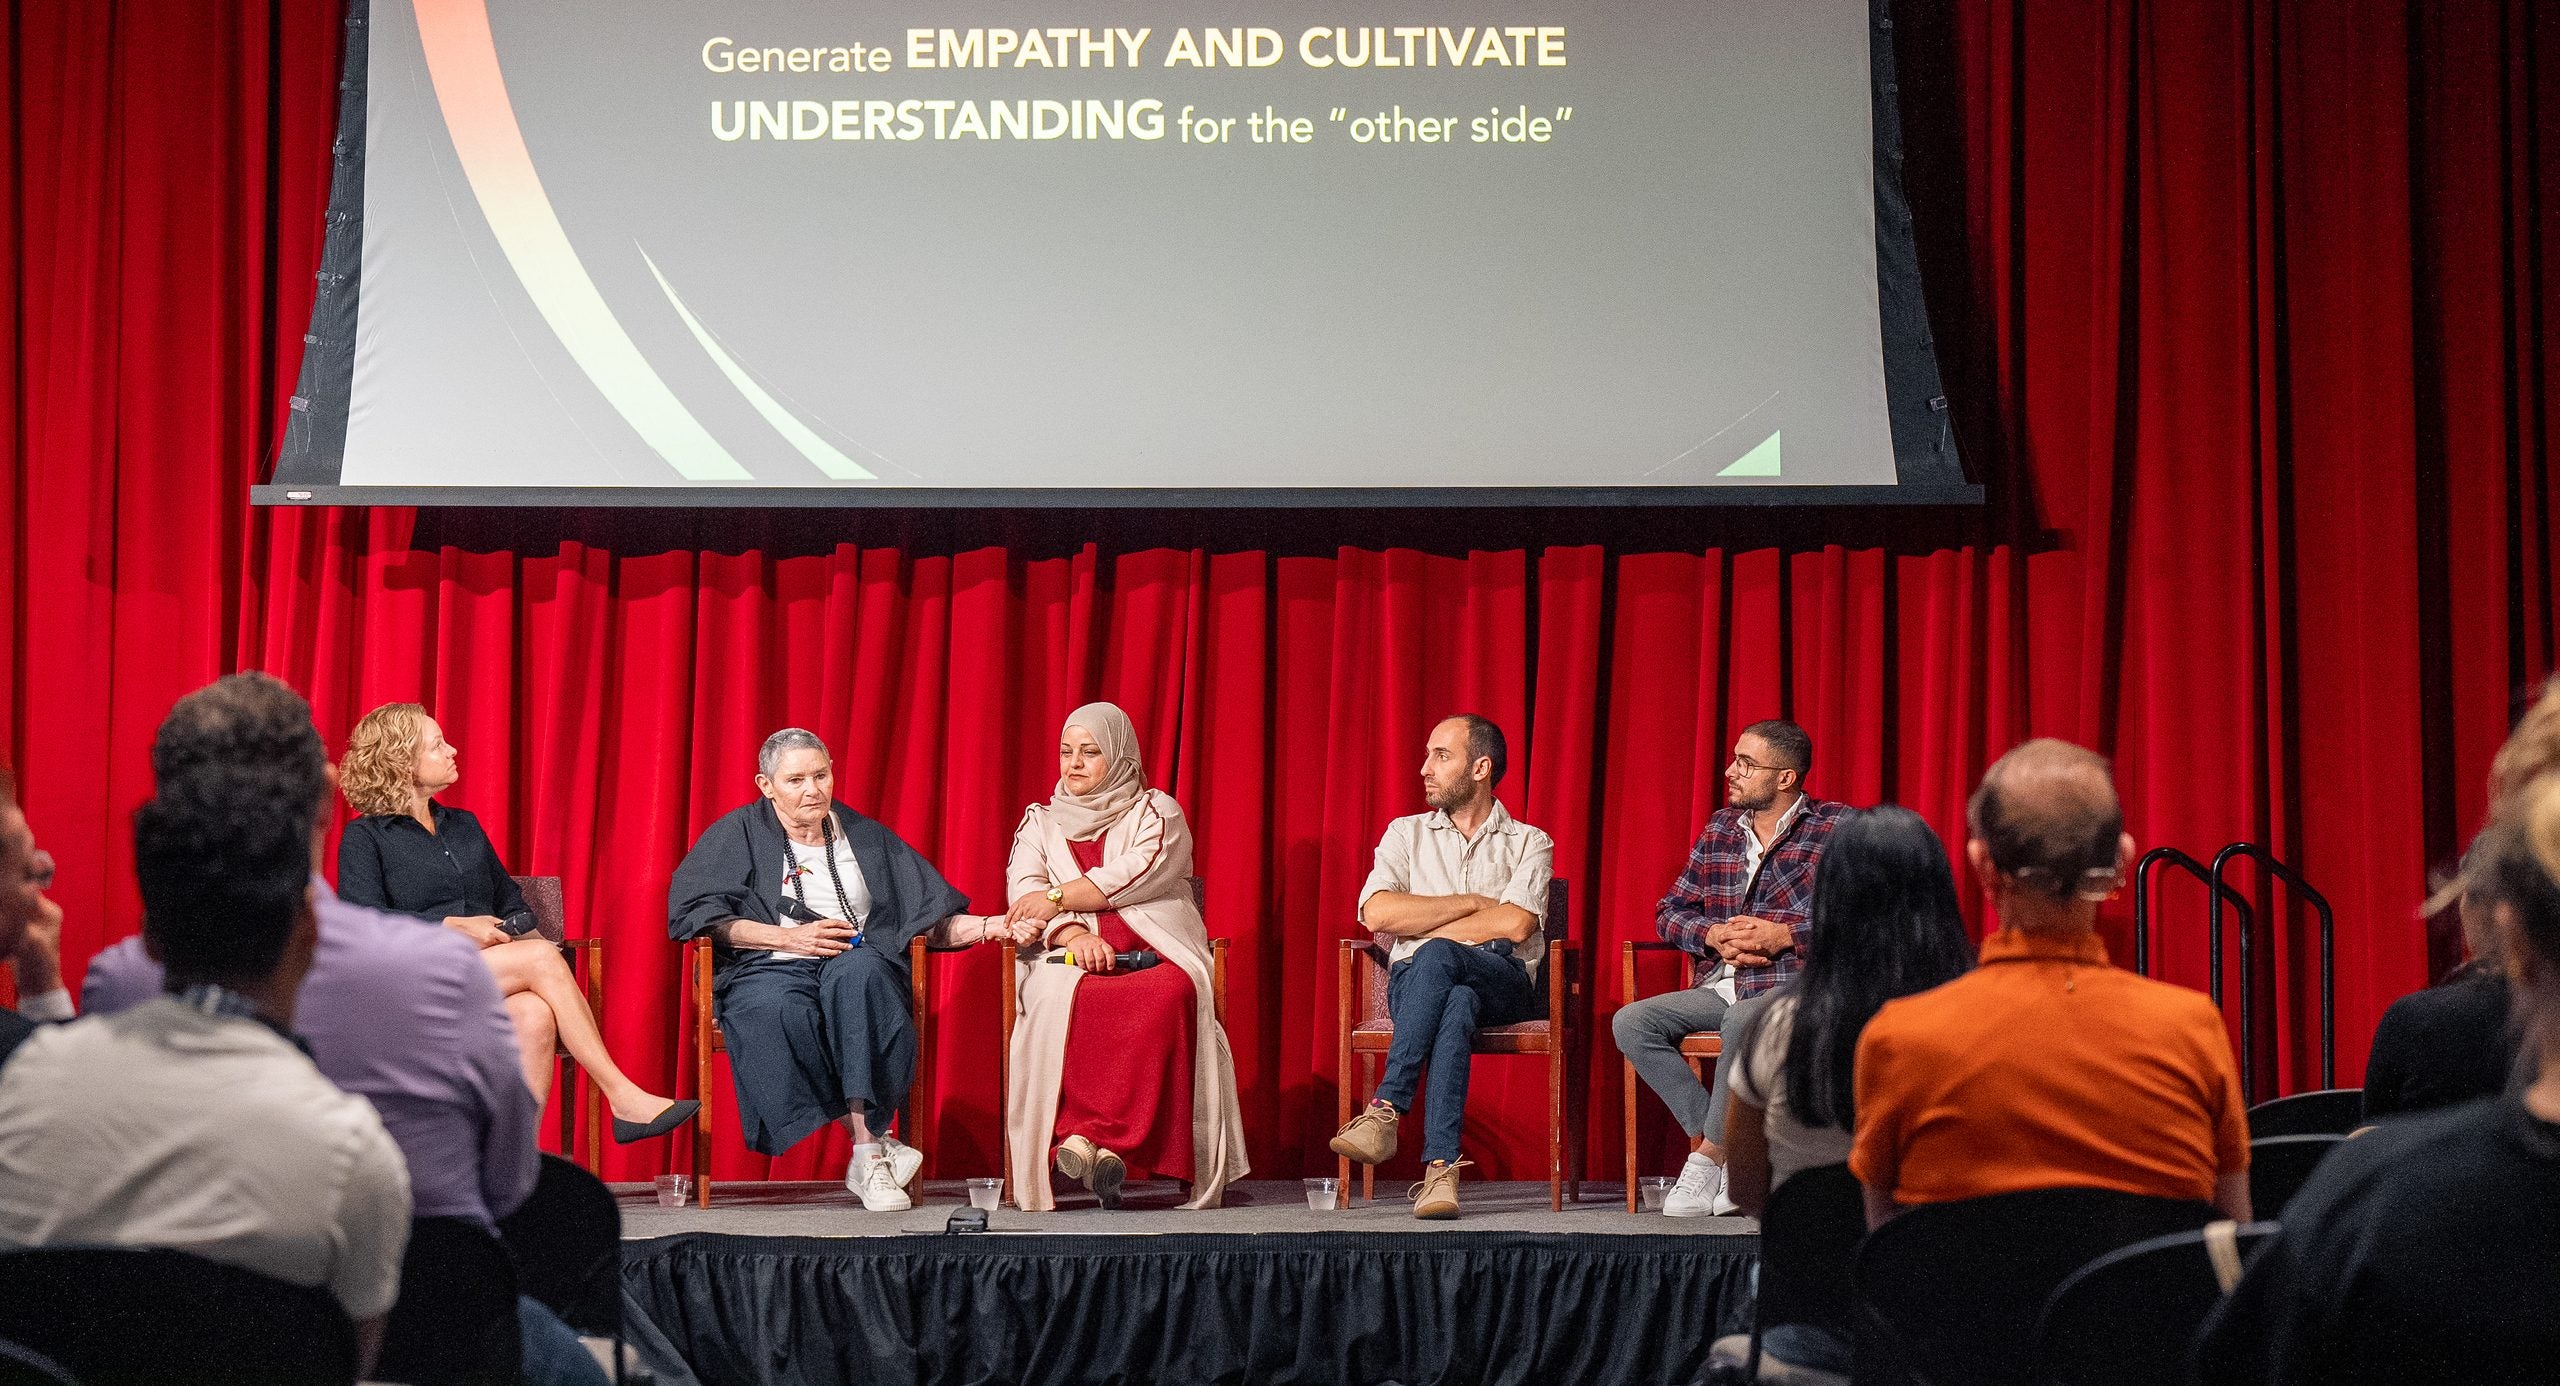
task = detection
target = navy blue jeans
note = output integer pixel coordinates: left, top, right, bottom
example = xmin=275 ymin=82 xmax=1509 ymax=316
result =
xmin=1374 ymin=939 xmax=1542 ymax=1164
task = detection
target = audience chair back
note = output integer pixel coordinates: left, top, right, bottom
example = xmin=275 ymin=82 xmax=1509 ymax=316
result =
xmin=1336 ymin=879 xmax=1585 ymax=1210
xmin=2247 ymin=1133 xmax=2344 ymax=1218
xmin=0 ymin=1246 xmax=359 ymax=1386
xmin=2244 ymin=1088 xmax=2363 ymax=1137
xmin=513 ymin=874 xmax=606 ymax=1171
xmin=1617 ymin=939 xmax=1724 ymax=1210
xmin=373 ymin=1216 xmax=523 ymax=1386
xmin=1853 ymin=1187 xmax=2219 ymax=1386
xmin=683 ymin=932 xmax=943 ymax=1206
xmin=2034 ymin=1220 xmax=2278 ymax=1386
xmin=498 ymin=1154 xmax=623 ymax=1340
xmin=996 ymin=877 xmax=1226 ymax=1204
xmin=1750 ymin=1162 xmax=1867 ymax=1351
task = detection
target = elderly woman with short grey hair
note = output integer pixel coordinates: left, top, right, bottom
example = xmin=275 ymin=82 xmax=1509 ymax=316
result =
xmin=668 ymin=729 xmax=1020 ymax=1211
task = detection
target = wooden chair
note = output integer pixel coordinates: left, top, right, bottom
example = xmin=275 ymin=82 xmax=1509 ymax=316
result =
xmin=512 ymin=875 xmax=605 ymax=1173
xmin=996 ymin=877 xmax=1226 ymax=1202
xmin=683 ymin=932 xmax=943 ymax=1208
xmin=1335 ymin=878 xmax=1584 ymax=1210
xmin=1618 ymin=939 xmax=1723 ymax=1211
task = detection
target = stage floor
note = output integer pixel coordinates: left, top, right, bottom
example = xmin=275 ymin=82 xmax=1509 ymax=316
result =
xmin=611 ymin=1178 xmax=1759 ymax=1239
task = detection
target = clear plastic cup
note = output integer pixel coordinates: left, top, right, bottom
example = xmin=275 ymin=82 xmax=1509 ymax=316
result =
xmin=1304 ymin=1177 xmax=1339 ymax=1211
xmin=654 ymin=1173 xmax=692 ymax=1207
xmin=1638 ymin=1176 xmax=1674 ymax=1212
xmin=966 ymin=1178 xmax=1003 ymax=1211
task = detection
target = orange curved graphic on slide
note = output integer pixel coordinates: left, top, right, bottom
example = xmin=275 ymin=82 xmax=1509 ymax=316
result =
xmin=411 ymin=0 xmax=749 ymax=480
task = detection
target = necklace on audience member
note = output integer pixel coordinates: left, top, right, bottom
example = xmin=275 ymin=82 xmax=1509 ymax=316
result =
xmin=787 ymin=813 xmax=859 ymax=924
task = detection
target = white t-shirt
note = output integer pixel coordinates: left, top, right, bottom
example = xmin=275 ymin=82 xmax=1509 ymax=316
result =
xmin=0 ymin=999 xmax=412 ymax=1319
xmin=1727 ymin=993 xmax=1856 ymax=1190
xmin=783 ymin=833 xmax=873 ymax=929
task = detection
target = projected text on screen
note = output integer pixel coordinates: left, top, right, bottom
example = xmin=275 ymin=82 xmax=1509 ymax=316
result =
xmin=313 ymin=0 xmax=1924 ymax=496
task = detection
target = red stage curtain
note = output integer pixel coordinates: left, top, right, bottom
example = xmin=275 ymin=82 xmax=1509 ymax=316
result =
xmin=5 ymin=0 xmax=2555 ymax=1184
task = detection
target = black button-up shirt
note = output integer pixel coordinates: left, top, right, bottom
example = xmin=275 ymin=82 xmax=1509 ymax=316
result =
xmin=336 ymin=802 xmax=536 ymax=935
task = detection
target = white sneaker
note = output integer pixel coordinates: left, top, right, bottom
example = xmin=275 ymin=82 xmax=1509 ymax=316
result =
xmin=1664 ymin=1151 xmax=1731 ymax=1217
xmin=852 ymin=1156 xmax=912 ymax=1212
xmin=879 ymin=1133 xmax=924 ymax=1190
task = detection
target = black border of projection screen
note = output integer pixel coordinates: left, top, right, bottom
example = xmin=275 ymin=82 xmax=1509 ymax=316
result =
xmin=259 ymin=0 xmax=1976 ymax=509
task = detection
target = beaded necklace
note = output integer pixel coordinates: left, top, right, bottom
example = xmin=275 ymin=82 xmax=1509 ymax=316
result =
xmin=786 ymin=813 xmax=858 ymax=924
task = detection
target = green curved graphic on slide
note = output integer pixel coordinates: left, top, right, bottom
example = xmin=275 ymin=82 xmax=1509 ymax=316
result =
xmin=640 ymin=250 xmax=877 ymax=481
xmin=412 ymin=0 xmax=749 ymax=481
xmin=1718 ymin=431 xmax=1781 ymax=477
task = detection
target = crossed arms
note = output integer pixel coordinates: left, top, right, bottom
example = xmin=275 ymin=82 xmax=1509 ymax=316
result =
xmin=1359 ymin=890 xmax=1539 ymax=946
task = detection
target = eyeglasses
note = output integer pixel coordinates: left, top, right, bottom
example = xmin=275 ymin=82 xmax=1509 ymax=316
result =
xmin=1728 ymin=755 xmax=1787 ymax=777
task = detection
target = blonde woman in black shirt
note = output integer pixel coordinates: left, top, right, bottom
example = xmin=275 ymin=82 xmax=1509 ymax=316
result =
xmin=338 ymin=703 xmax=695 ymax=1143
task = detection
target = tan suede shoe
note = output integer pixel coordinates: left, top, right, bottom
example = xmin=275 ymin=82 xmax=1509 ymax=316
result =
xmin=1053 ymin=1134 xmax=1128 ymax=1209
xmin=1409 ymin=1159 xmax=1470 ymax=1219
xmin=1328 ymin=1101 xmax=1401 ymax=1165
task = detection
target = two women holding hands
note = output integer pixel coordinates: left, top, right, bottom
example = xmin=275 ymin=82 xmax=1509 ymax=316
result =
xmin=1001 ymin=703 xmax=1250 ymax=1210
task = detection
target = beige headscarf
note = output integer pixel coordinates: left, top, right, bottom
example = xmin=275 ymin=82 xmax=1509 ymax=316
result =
xmin=1045 ymin=702 xmax=1147 ymax=842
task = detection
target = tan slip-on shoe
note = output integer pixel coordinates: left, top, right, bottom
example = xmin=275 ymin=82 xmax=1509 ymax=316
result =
xmin=1328 ymin=1101 xmax=1401 ymax=1165
xmin=1409 ymin=1158 xmax=1471 ymax=1220
xmin=1053 ymin=1134 xmax=1128 ymax=1208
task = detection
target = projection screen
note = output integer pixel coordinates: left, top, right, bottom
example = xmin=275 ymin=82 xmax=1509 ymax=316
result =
xmin=261 ymin=0 xmax=1974 ymax=506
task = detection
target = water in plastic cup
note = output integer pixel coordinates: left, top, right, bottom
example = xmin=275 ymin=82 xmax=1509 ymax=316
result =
xmin=1638 ymin=1176 xmax=1673 ymax=1212
xmin=654 ymin=1173 xmax=691 ymax=1208
xmin=966 ymin=1178 xmax=1003 ymax=1211
xmin=1304 ymin=1177 xmax=1339 ymax=1211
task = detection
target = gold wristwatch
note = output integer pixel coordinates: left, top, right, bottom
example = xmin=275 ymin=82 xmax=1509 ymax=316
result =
xmin=1045 ymin=886 xmax=1065 ymax=905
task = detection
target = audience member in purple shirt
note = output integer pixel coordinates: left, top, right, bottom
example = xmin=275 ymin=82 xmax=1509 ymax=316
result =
xmin=84 ymin=876 xmax=538 ymax=1227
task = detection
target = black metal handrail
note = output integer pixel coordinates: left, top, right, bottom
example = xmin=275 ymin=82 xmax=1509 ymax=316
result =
xmin=2131 ymin=846 xmax=2255 ymax=998
xmin=2208 ymin=842 xmax=2337 ymax=1101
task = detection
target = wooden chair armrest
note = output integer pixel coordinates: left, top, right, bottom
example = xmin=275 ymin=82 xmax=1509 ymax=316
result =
xmin=558 ymin=938 xmax=603 ymax=1017
xmin=1619 ymin=939 xmax=1698 ymax=1002
xmin=684 ymin=936 xmax=713 ymax=1021
xmin=1547 ymin=938 xmax=1578 ymax=1027
xmin=1336 ymin=935 xmax=1386 ymax=1035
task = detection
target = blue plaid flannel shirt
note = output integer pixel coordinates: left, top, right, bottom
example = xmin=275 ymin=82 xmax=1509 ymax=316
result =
xmin=1654 ymin=797 xmax=1850 ymax=999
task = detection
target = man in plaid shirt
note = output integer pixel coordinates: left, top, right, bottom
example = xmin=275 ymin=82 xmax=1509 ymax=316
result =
xmin=1614 ymin=719 xmax=1848 ymax=1215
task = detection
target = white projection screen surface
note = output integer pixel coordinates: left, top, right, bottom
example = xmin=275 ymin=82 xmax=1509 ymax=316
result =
xmin=264 ymin=0 xmax=1973 ymax=506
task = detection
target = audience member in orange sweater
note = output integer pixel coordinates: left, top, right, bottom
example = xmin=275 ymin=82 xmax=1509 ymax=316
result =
xmin=1849 ymin=739 xmax=2251 ymax=1227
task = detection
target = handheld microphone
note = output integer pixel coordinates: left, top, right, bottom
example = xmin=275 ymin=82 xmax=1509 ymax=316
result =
xmin=1046 ymin=948 xmax=1161 ymax=971
xmin=775 ymin=897 xmax=864 ymax=945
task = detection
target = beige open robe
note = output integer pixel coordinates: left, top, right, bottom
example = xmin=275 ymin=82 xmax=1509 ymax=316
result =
xmin=1005 ymin=789 xmax=1250 ymax=1210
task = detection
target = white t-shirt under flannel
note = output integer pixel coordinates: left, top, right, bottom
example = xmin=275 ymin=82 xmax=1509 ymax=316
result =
xmin=1358 ymin=800 xmax=1555 ymax=975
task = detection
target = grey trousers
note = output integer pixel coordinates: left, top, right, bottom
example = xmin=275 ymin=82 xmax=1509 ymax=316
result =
xmin=1612 ymin=984 xmax=1772 ymax=1145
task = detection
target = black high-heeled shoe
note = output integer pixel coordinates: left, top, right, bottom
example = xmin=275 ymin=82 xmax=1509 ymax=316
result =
xmin=612 ymin=1099 xmax=700 ymax=1144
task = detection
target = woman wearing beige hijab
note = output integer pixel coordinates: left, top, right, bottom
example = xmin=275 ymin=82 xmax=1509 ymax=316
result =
xmin=1002 ymin=702 xmax=1249 ymax=1209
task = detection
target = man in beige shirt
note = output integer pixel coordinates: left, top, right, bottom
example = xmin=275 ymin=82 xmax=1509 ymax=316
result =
xmin=1330 ymin=715 xmax=1554 ymax=1218
xmin=0 ymin=764 xmax=411 ymax=1375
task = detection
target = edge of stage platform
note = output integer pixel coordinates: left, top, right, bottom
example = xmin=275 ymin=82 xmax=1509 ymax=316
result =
xmin=621 ymin=1219 xmax=1758 ymax=1386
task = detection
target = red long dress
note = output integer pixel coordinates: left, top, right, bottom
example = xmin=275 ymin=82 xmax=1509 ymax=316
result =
xmin=1050 ymin=836 xmax=1197 ymax=1182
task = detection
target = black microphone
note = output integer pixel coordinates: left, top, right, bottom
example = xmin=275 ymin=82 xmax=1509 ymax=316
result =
xmin=1046 ymin=948 xmax=1161 ymax=971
